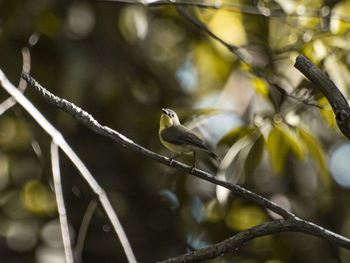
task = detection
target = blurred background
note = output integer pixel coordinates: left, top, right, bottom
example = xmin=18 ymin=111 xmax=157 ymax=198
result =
xmin=1 ymin=0 xmax=350 ymax=262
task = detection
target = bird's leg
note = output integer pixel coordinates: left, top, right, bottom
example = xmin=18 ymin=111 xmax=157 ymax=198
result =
xmin=191 ymin=152 xmax=196 ymax=172
xmin=169 ymin=154 xmax=180 ymax=166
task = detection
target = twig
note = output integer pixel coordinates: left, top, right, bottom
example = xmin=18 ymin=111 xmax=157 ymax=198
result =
xmin=22 ymin=73 xmax=292 ymax=219
xmin=0 ymin=47 xmax=31 ymax=115
xmin=0 ymin=70 xmax=137 ymax=263
xmin=51 ymin=142 xmax=74 ymax=263
xmin=176 ymin=5 xmax=325 ymax=111
xmin=75 ymin=200 xmax=98 ymax=263
xmin=294 ymin=55 xmax=350 ymax=139
xmin=0 ymin=33 xmax=39 ymax=116
xmin=158 ymin=219 xmax=295 ymax=262
xmin=175 ymin=5 xmax=251 ymax=63
xmin=286 ymin=93 xmax=323 ymax=109
xmin=159 ymin=215 xmax=350 ymax=262
xmin=21 ymin=74 xmax=350 ymax=253
xmin=101 ymin=0 xmax=348 ymax=21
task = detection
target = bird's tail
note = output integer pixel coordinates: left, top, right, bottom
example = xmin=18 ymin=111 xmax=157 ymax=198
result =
xmin=207 ymin=150 xmax=221 ymax=162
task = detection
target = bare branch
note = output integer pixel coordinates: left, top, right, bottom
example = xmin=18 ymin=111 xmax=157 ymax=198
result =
xmin=101 ymin=0 xmax=344 ymax=21
xmin=175 ymin=5 xmax=251 ymax=63
xmin=0 ymin=47 xmax=31 ymax=115
xmin=50 ymin=142 xmax=74 ymax=263
xmin=0 ymin=33 xmax=40 ymax=116
xmin=158 ymin=219 xmax=295 ymax=262
xmin=75 ymin=200 xmax=98 ymax=263
xmin=0 ymin=70 xmax=137 ymax=263
xmin=294 ymin=54 xmax=350 ymax=139
xmin=159 ymin=215 xmax=350 ymax=262
xmin=22 ymin=73 xmax=292 ymax=219
xmin=21 ymin=74 xmax=350 ymax=253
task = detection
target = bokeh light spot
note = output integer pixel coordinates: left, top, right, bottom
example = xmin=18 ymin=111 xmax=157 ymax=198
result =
xmin=330 ymin=143 xmax=350 ymax=188
xmin=6 ymin=220 xmax=38 ymax=252
xmin=22 ymin=180 xmax=57 ymax=215
xmin=66 ymin=3 xmax=95 ymax=39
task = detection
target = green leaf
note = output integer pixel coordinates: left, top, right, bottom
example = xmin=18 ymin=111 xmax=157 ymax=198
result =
xmin=278 ymin=124 xmax=306 ymax=161
xmin=251 ymin=77 xmax=268 ymax=99
xmin=217 ymin=135 xmax=254 ymax=183
xmin=244 ymin=134 xmax=264 ymax=177
xmin=218 ymin=126 xmax=255 ymax=146
xmin=225 ymin=201 xmax=267 ymax=231
xmin=298 ymin=127 xmax=330 ymax=186
xmin=267 ymin=126 xmax=288 ymax=174
xmin=267 ymin=123 xmax=308 ymax=174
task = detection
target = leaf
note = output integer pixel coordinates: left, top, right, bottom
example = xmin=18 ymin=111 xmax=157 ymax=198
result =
xmin=217 ymin=135 xmax=254 ymax=183
xmin=244 ymin=134 xmax=264 ymax=177
xmin=298 ymin=127 xmax=330 ymax=186
xmin=267 ymin=126 xmax=288 ymax=174
xmin=267 ymin=123 xmax=306 ymax=174
xmin=225 ymin=201 xmax=267 ymax=231
xmin=218 ymin=126 xmax=255 ymax=146
xmin=278 ymin=124 xmax=306 ymax=161
xmin=251 ymin=77 xmax=268 ymax=99
xmin=318 ymin=97 xmax=336 ymax=128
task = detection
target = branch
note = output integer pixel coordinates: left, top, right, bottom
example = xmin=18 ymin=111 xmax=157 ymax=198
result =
xmin=21 ymin=74 xmax=350 ymax=254
xmin=75 ymin=200 xmax=98 ymax=263
xmin=50 ymin=142 xmax=74 ymax=263
xmin=22 ymin=73 xmax=292 ymax=219
xmin=0 ymin=70 xmax=137 ymax=263
xmin=0 ymin=33 xmax=39 ymax=116
xmin=158 ymin=219 xmax=296 ymax=263
xmin=294 ymin=54 xmax=350 ymax=140
xmin=175 ymin=5 xmax=251 ymax=63
xmin=176 ymin=5 xmax=325 ymax=111
xmin=159 ymin=215 xmax=350 ymax=262
xmin=101 ymin=0 xmax=343 ymax=21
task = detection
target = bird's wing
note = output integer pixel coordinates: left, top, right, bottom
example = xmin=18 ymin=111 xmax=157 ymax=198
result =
xmin=161 ymin=125 xmax=208 ymax=150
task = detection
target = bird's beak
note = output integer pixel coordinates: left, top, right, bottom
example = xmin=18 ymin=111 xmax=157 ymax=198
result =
xmin=162 ymin=108 xmax=167 ymax=114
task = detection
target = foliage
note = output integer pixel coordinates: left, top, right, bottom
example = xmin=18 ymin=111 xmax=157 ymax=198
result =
xmin=1 ymin=0 xmax=350 ymax=262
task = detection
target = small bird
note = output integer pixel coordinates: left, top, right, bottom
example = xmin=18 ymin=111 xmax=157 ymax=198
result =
xmin=159 ymin=108 xmax=220 ymax=167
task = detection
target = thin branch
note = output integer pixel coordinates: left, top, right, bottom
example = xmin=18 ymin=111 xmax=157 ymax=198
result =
xmin=22 ymin=73 xmax=292 ymax=219
xmin=286 ymin=93 xmax=323 ymax=109
xmin=175 ymin=5 xmax=251 ymax=63
xmin=75 ymin=200 xmax=98 ymax=263
xmin=50 ymin=142 xmax=74 ymax=263
xmin=0 ymin=70 xmax=137 ymax=263
xmin=176 ymin=5 xmax=326 ymax=111
xmin=158 ymin=219 xmax=296 ymax=262
xmin=101 ymin=0 xmax=348 ymax=21
xmin=21 ymin=73 xmax=350 ymax=252
xmin=159 ymin=215 xmax=350 ymax=262
xmin=294 ymin=55 xmax=350 ymax=139
xmin=0 ymin=47 xmax=31 ymax=115
xmin=0 ymin=33 xmax=39 ymax=116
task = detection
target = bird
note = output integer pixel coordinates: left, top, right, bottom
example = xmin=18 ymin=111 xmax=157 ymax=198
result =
xmin=159 ymin=108 xmax=220 ymax=167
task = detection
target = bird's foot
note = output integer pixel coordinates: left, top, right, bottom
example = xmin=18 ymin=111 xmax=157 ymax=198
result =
xmin=169 ymin=154 xmax=180 ymax=166
xmin=190 ymin=164 xmax=196 ymax=173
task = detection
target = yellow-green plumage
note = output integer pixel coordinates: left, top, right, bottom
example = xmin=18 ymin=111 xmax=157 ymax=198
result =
xmin=159 ymin=108 xmax=220 ymax=162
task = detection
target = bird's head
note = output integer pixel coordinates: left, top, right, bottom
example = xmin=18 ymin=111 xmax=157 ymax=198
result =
xmin=160 ymin=108 xmax=180 ymax=128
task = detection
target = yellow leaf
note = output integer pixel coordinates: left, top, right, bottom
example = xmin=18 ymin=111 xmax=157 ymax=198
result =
xmin=298 ymin=127 xmax=330 ymax=186
xmin=218 ymin=126 xmax=255 ymax=146
xmin=251 ymin=77 xmax=269 ymax=98
xmin=278 ymin=124 xmax=306 ymax=160
xmin=267 ymin=126 xmax=288 ymax=174
xmin=207 ymin=9 xmax=247 ymax=47
xmin=225 ymin=201 xmax=267 ymax=231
